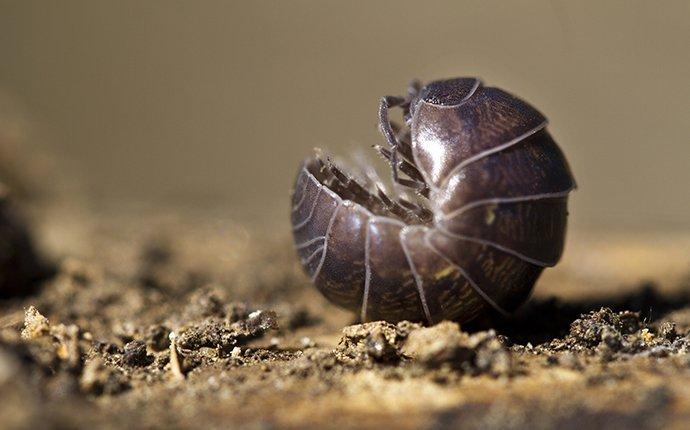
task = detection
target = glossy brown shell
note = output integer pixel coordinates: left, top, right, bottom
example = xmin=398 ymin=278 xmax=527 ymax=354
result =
xmin=291 ymin=77 xmax=575 ymax=324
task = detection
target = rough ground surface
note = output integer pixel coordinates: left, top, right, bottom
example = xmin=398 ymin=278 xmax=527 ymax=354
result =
xmin=1 ymin=200 xmax=689 ymax=429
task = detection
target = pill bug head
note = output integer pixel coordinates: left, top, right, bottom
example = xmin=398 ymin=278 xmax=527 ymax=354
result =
xmin=291 ymin=77 xmax=576 ymax=325
xmin=419 ymin=77 xmax=480 ymax=106
xmin=407 ymin=77 xmax=479 ymax=121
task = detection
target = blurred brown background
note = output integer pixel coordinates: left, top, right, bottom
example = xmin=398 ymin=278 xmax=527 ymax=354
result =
xmin=0 ymin=0 xmax=688 ymax=230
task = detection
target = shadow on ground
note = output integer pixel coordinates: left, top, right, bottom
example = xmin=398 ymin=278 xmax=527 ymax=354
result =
xmin=467 ymin=279 xmax=690 ymax=346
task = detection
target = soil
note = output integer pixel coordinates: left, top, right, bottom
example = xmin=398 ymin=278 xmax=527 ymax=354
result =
xmin=1 ymin=197 xmax=689 ymax=429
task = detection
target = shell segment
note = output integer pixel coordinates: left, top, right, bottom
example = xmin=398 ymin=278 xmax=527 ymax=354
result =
xmin=412 ymin=81 xmax=548 ymax=187
xmin=312 ymin=201 xmax=370 ymax=312
xmin=400 ymin=226 xmax=488 ymax=324
xmin=362 ymin=218 xmax=426 ymax=322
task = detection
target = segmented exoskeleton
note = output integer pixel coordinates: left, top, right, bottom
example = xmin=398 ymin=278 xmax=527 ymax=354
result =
xmin=291 ymin=77 xmax=576 ymax=324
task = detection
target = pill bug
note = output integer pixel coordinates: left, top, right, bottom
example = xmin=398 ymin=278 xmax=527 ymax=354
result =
xmin=291 ymin=77 xmax=576 ymax=324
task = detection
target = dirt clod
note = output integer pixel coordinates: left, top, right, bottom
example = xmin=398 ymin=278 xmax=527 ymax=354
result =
xmin=80 ymin=358 xmax=129 ymax=395
xmin=123 ymin=340 xmax=152 ymax=367
xmin=402 ymin=322 xmax=512 ymax=375
xmin=21 ymin=306 xmax=50 ymax=340
xmin=336 ymin=321 xmax=417 ymax=364
xmin=144 ymin=324 xmax=171 ymax=351
xmin=543 ymin=308 xmax=690 ymax=361
xmin=0 ymin=195 xmax=49 ymax=298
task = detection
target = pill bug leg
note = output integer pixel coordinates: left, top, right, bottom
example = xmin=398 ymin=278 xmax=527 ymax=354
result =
xmin=373 ymin=144 xmax=429 ymax=197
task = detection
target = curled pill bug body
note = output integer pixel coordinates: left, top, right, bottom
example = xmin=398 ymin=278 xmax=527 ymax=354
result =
xmin=291 ymin=77 xmax=576 ymax=324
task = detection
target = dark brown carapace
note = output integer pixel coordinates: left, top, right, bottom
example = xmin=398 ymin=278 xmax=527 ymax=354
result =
xmin=291 ymin=77 xmax=576 ymax=324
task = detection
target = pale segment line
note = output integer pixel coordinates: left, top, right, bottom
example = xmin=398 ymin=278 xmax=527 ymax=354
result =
xmin=369 ymin=216 xmax=406 ymax=228
xmin=435 ymin=227 xmax=556 ymax=267
xmin=424 ymin=230 xmax=510 ymax=316
xmin=410 ymin=149 xmax=439 ymax=195
xmin=337 ymin=201 xmax=376 ymax=323
xmin=293 ymin=235 xmax=326 ymax=250
xmin=439 ymin=120 xmax=548 ymax=189
xmin=291 ymin=169 xmax=310 ymax=212
xmin=360 ymin=217 xmax=372 ymax=323
xmin=291 ymin=186 xmax=322 ymax=231
xmin=399 ymin=226 xmax=434 ymax=325
xmin=439 ymin=188 xmax=575 ymax=221
xmin=409 ymin=79 xmax=483 ymax=193
xmin=419 ymin=78 xmax=482 ymax=108
xmin=360 ymin=216 xmax=409 ymax=323
xmin=461 ymin=78 xmax=482 ymax=105
xmin=310 ymin=202 xmax=342 ymax=282
xmin=300 ymin=245 xmax=325 ymax=266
